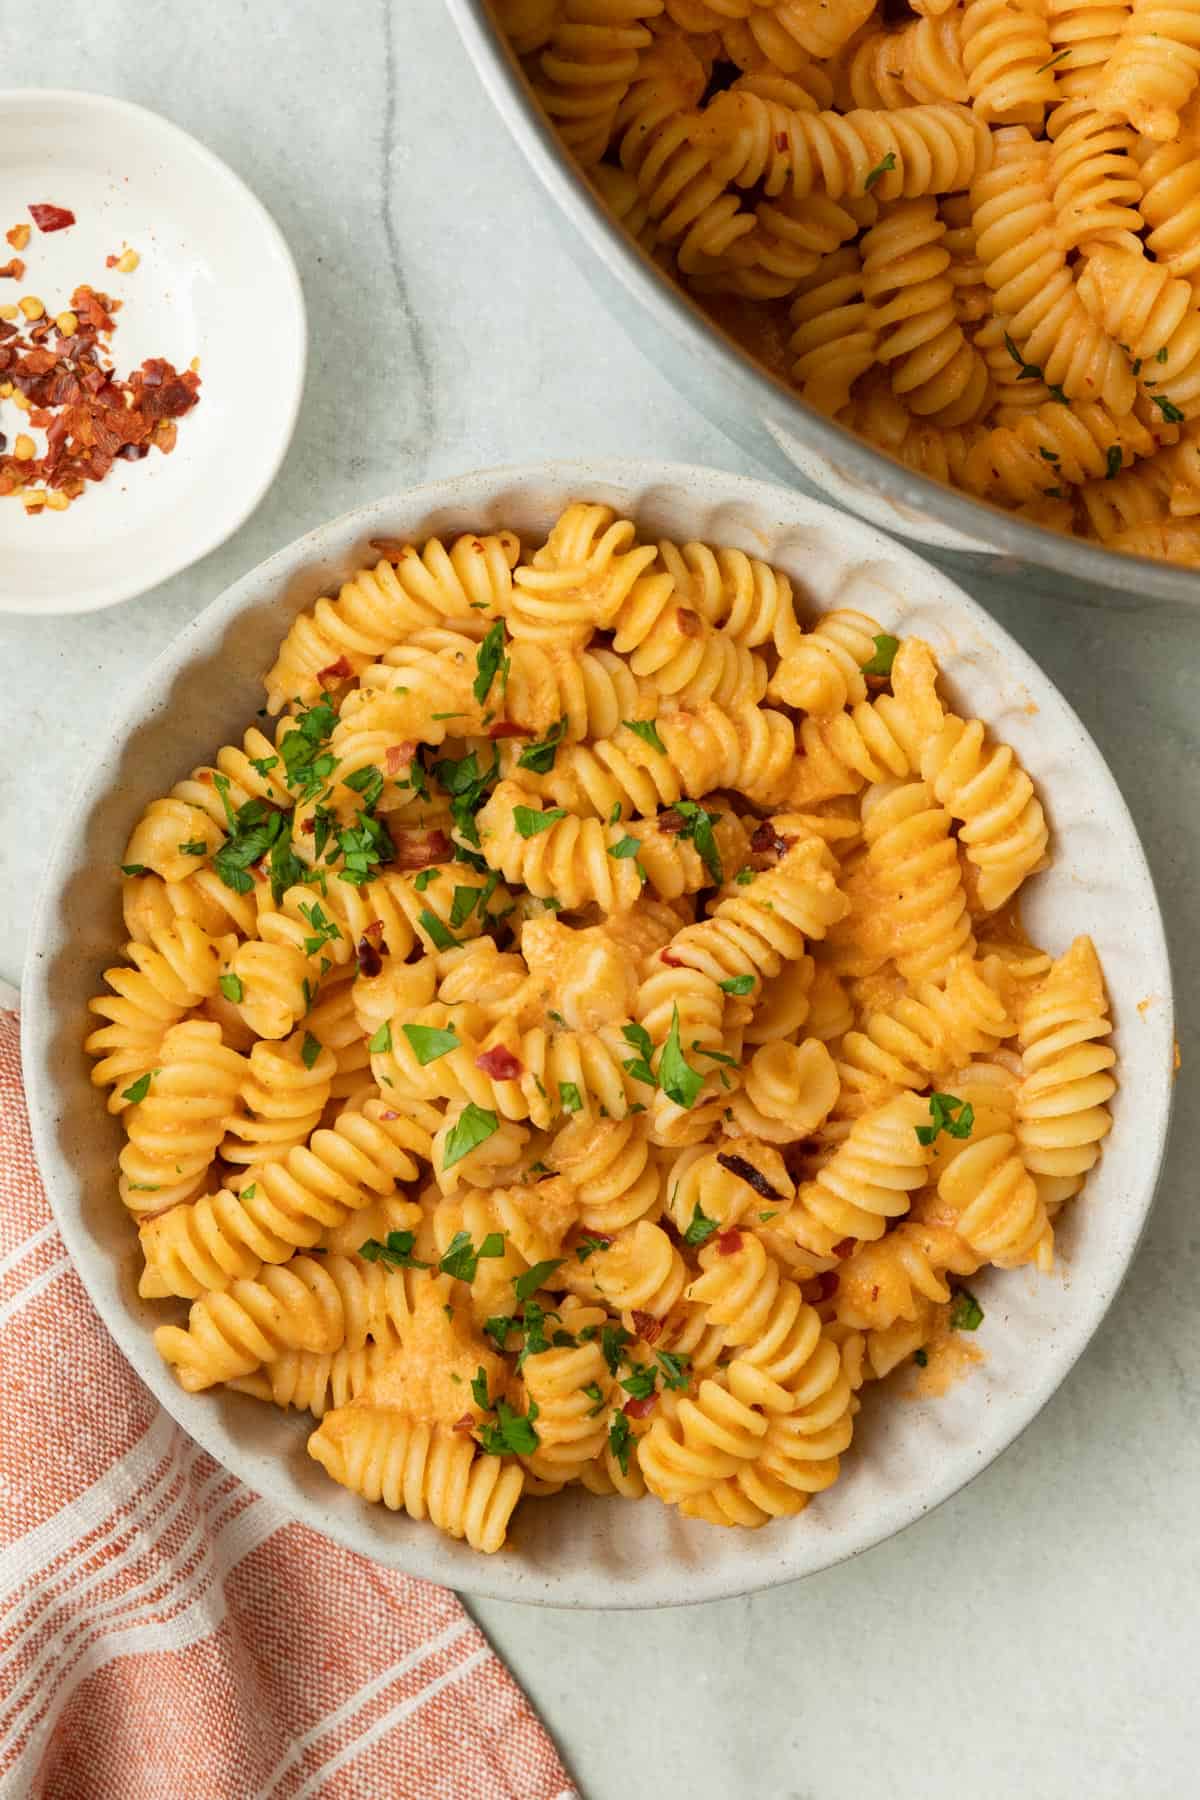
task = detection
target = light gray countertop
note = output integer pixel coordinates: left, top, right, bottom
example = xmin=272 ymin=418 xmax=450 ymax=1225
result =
xmin=4 ymin=5 xmax=1198 ymax=1797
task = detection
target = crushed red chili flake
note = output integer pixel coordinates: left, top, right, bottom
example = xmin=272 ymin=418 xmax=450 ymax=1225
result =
xmin=659 ymin=948 xmax=683 ymax=966
xmin=629 ymin=1309 xmax=662 ymax=1344
xmin=832 ymin=1237 xmax=855 ymax=1259
xmin=623 ymin=1394 xmax=657 ymax=1420
xmin=0 ymin=277 xmax=199 ymax=509
xmin=378 ymin=1109 xmax=399 ymax=1122
xmin=384 ymin=740 xmax=418 ymax=777
xmin=452 ymin=1412 xmax=477 ymax=1435
xmin=750 ymin=822 xmax=796 ymax=860
xmin=316 ymin=655 xmax=354 ymax=683
xmin=28 ymin=203 xmax=76 ymax=233
xmin=656 ymin=809 xmax=687 ymax=835
xmin=391 ymin=827 xmax=451 ymax=869
xmin=475 ymin=1045 xmax=523 ymax=1082
xmin=675 ymin=607 xmax=701 ymax=638
xmin=717 ymin=1228 xmax=744 ymax=1256
xmin=356 ymin=928 xmax=388 ymax=978
xmin=814 ymin=1270 xmax=840 ymax=1301
xmin=487 ymin=720 xmax=533 ymax=739
xmin=369 ymin=537 xmax=411 ymax=561
xmin=0 ymin=259 xmax=25 ymax=281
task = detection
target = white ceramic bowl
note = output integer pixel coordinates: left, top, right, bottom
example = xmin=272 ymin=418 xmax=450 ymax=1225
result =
xmin=0 ymin=89 xmax=306 ymax=615
xmin=22 ymin=461 xmax=1174 ymax=1607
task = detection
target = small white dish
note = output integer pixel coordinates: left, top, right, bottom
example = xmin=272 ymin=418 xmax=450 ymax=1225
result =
xmin=0 ymin=89 xmax=306 ymax=614
xmin=22 ymin=461 xmax=1175 ymax=1607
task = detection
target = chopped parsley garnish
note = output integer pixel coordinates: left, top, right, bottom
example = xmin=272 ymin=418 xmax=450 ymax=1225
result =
xmin=608 ymin=802 xmax=622 ymax=826
xmin=417 ymin=908 xmax=457 ymax=951
xmin=1003 ymin=333 xmax=1044 ymax=384
xmin=121 ymin=1072 xmax=153 ymax=1105
xmin=582 ymin=1382 xmax=606 ymax=1417
xmin=863 ymin=150 xmax=896 ymax=192
xmin=278 ymin=694 xmax=338 ymax=799
xmin=1152 ymin=394 xmax=1185 ymax=424
xmin=212 ymin=796 xmax=289 ymax=898
xmin=669 ymin=800 xmax=723 ymax=884
xmin=654 ymin=1350 xmax=690 ymax=1390
xmin=914 ymin=1347 xmax=928 ymax=1367
xmin=359 ymin=1230 xmax=431 ymax=1270
xmin=300 ymin=1032 xmax=322 ymax=1070
xmin=439 ymin=1228 xmax=506 ymax=1282
xmin=683 ymin=1202 xmax=719 ymax=1247
xmin=344 ymin=764 xmax=384 ymax=811
xmin=608 ymin=835 xmax=642 ymax=861
xmin=368 ymin=1021 xmax=392 ymax=1054
xmin=449 ymin=884 xmax=483 ymax=929
xmin=622 ymin=718 xmax=666 ymax=755
xmin=218 ymin=972 xmax=243 ymax=1004
xmin=402 ymin=1021 xmax=459 ymax=1064
xmin=413 ymin=867 xmax=440 ymax=892
xmin=1038 ymin=447 xmax=1059 ymax=463
xmin=758 ymin=1210 xmax=778 ymax=1224
xmin=621 ymin=1364 xmax=657 ymax=1401
xmin=334 ymin=808 xmax=395 ymax=888
xmin=861 ymin=633 xmax=899 ymax=676
xmin=514 ymin=1259 xmax=564 ymax=1302
xmin=211 ymin=770 xmax=239 ymax=831
xmin=516 ymin=1295 xmax=559 ymax=1366
xmin=483 ymin=1314 xmax=516 ymax=1352
xmin=691 ymin=1043 xmax=737 ymax=1067
xmin=177 ymin=839 xmax=208 ymax=857
xmin=575 ymin=1235 xmax=610 ymax=1263
xmin=430 ymin=748 xmax=498 ymax=849
xmin=915 ymin=1091 xmax=975 ymax=1146
xmin=559 ymin=1080 xmax=583 ymax=1114
xmin=608 ymin=1412 xmax=633 ymax=1475
xmin=601 ymin=1323 xmax=634 ymax=1376
xmin=620 ymin=1021 xmax=658 ymax=1088
xmin=1105 ymin=445 xmax=1123 ymax=480
xmin=120 ymin=863 xmax=147 ymax=876
xmin=1034 ymin=47 xmax=1070 ymax=72
xmin=658 ymin=1003 xmax=703 ymax=1109
xmin=513 ymin=805 xmax=565 ymax=838
xmin=479 ymin=1397 xmax=540 ymax=1456
xmin=1048 ymin=385 xmax=1070 ymax=406
xmin=719 ymin=973 xmax=756 ymax=996
xmin=734 ymin=867 xmax=755 ymax=886
xmin=441 ymin=1102 xmax=499 ymax=1170
xmin=472 ymin=621 xmax=509 ymax=706
xmin=1157 ymin=345 xmax=1169 ymax=363
xmin=949 ymin=1288 xmax=984 ymax=1332
xmin=548 ymin=1010 xmax=566 ymax=1028
xmin=517 ymin=718 xmax=566 ymax=775
xmin=471 ymin=1366 xmax=492 ymax=1410
xmin=250 ymin=754 xmax=279 ymax=778
xmin=299 ymin=900 xmax=342 ymax=957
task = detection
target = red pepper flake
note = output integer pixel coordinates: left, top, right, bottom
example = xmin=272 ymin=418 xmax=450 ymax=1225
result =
xmin=316 ymin=655 xmax=354 ymax=683
xmin=28 ymin=203 xmax=76 ymax=234
xmin=659 ymin=949 xmax=683 ymax=966
xmin=629 ymin=1309 xmax=662 ymax=1344
xmin=369 ymin=537 xmax=412 ymax=561
xmin=391 ymin=827 xmax=451 ymax=869
xmin=300 ymin=815 xmax=315 ymax=834
xmin=750 ymin=822 xmax=796 ymax=859
xmin=717 ymin=1228 xmax=744 ymax=1256
xmin=675 ymin=607 xmax=701 ymax=638
xmin=0 ymin=259 xmax=25 ymax=281
xmin=656 ymin=809 xmax=686 ymax=835
xmin=475 ymin=1045 xmax=523 ymax=1081
xmin=815 ymin=1270 xmax=840 ymax=1301
xmin=384 ymin=741 xmax=416 ymax=776
xmin=356 ymin=927 xmax=389 ymax=977
xmin=832 ymin=1237 xmax=855 ymax=1259
xmin=623 ymin=1394 xmax=657 ymax=1420
xmin=378 ymin=1109 xmax=399 ymax=1122
xmin=870 ymin=1284 xmax=880 ymax=1302
xmin=487 ymin=720 xmax=533 ymax=739
xmin=775 ymin=131 xmax=789 ymax=151
xmin=452 ymin=1412 xmax=477 ymax=1435
xmin=0 ymin=271 xmax=198 ymax=509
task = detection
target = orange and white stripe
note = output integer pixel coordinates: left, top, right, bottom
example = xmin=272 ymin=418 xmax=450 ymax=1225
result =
xmin=0 ymin=1000 xmax=575 ymax=1800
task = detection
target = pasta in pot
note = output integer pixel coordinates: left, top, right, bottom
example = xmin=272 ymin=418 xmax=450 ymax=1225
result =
xmin=87 ymin=503 xmax=1116 ymax=1552
xmin=498 ymin=1 xmax=1200 ymax=565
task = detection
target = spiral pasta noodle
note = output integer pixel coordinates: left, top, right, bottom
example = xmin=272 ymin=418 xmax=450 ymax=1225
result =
xmin=93 ymin=503 xmax=1117 ymax=1551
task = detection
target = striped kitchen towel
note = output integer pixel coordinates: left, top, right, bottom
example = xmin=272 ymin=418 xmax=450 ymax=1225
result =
xmin=0 ymin=994 xmax=575 ymax=1800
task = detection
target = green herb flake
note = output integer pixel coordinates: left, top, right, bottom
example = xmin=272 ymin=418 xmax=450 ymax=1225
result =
xmin=949 ymin=1288 xmax=984 ymax=1332
xmin=514 ymin=1258 xmax=564 ymax=1302
xmin=582 ymin=1381 xmax=606 ymax=1417
xmin=121 ymin=1072 xmax=153 ymax=1105
xmin=120 ymin=863 xmax=147 ymax=876
xmin=915 ymin=1091 xmax=976 ymax=1146
xmin=684 ymin=1202 xmax=719 ymax=1247
xmin=368 ymin=1021 xmax=392 ymax=1054
xmin=401 ymin=1021 xmax=459 ymax=1065
xmin=300 ymin=1032 xmax=322 ymax=1070
xmin=734 ymin=867 xmax=755 ymax=886
xmin=1157 ymin=346 xmax=1169 ymax=363
xmin=575 ymin=1235 xmax=611 ymax=1263
xmin=359 ymin=1230 xmax=431 ymax=1270
xmin=416 ymin=908 xmax=458 ymax=952
xmin=914 ymin=1347 xmax=929 ymax=1367
xmin=513 ymin=805 xmax=565 ymax=839
xmin=608 ymin=835 xmax=641 ymax=861
xmin=622 ymin=718 xmax=666 ymax=755
xmin=1153 ymin=394 xmax=1185 ymax=424
xmin=413 ymin=867 xmax=440 ymax=892
xmin=479 ymin=1397 xmax=540 ymax=1457
xmin=621 ymin=1364 xmax=657 ymax=1401
xmin=1038 ymin=447 xmax=1059 ymax=463
xmin=620 ymin=1021 xmax=658 ymax=1089
xmin=654 ymin=1350 xmax=691 ymax=1391
xmin=669 ymin=800 xmax=723 ymax=885
xmin=861 ymin=632 xmax=899 ymax=676
xmin=177 ymin=838 xmax=208 ymax=857
xmin=439 ymin=1228 xmax=506 ymax=1283
xmin=1105 ymin=445 xmax=1123 ymax=481
xmin=863 ymin=150 xmax=896 ymax=192
xmin=343 ymin=764 xmax=384 ymax=812
xmin=608 ymin=1411 xmax=633 ymax=1476
xmin=472 ymin=621 xmax=509 ymax=706
xmin=559 ymin=1080 xmax=584 ymax=1114
xmin=449 ymin=884 xmax=482 ymax=929
xmin=471 ymin=1366 xmax=492 ymax=1410
xmin=516 ymin=718 xmax=567 ymax=775
xmin=441 ymin=1102 xmax=499 ymax=1170
xmin=483 ymin=1314 xmax=516 ymax=1351
xmin=659 ymin=1003 xmax=703 ymax=1110
xmin=1034 ymin=46 xmax=1070 ymax=72
xmin=601 ymin=1322 xmax=634 ymax=1376
xmin=719 ymin=973 xmax=756 ymax=996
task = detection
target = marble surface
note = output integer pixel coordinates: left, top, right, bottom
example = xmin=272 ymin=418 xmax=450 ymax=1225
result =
xmin=4 ymin=4 xmax=1197 ymax=1796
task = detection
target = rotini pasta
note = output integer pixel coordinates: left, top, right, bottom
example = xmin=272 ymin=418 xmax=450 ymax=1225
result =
xmin=93 ymin=503 xmax=1116 ymax=1552
xmin=502 ymin=1 xmax=1200 ymax=563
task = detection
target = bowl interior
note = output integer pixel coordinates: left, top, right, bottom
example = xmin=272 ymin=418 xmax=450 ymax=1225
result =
xmin=0 ymin=89 xmax=306 ymax=614
xmin=23 ymin=461 xmax=1174 ymax=1606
